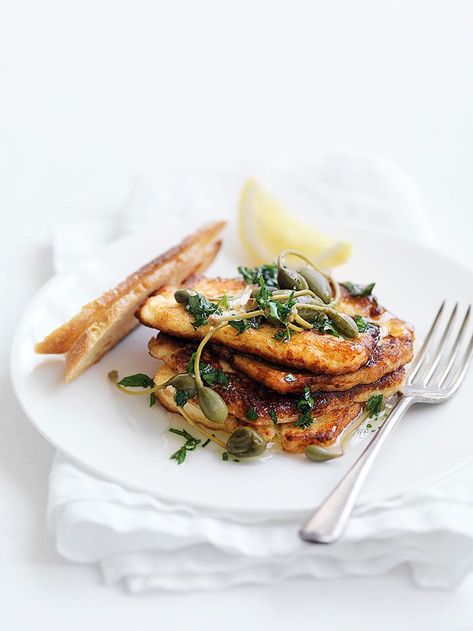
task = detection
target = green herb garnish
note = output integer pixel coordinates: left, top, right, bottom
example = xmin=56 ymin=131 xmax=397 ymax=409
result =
xmin=295 ymin=386 xmax=316 ymax=428
xmin=174 ymin=389 xmax=189 ymax=408
xmin=353 ymin=315 xmax=368 ymax=333
xmin=274 ymin=326 xmax=292 ymax=342
xmin=186 ymin=292 xmax=221 ymax=328
xmin=238 ymin=263 xmax=278 ymax=288
xmin=366 ymin=394 xmax=383 ymax=418
xmin=187 ymin=353 xmax=229 ymax=388
xmin=117 ymin=373 xmax=155 ymax=388
xmin=222 ymin=451 xmax=229 ymax=461
xmin=228 ymin=316 xmax=263 ymax=335
xmin=149 ymin=391 xmax=157 ymax=407
xmin=169 ymin=427 xmax=201 ymax=464
xmin=341 ymin=281 xmax=375 ymax=297
xmin=311 ymin=313 xmax=341 ymax=337
xmin=269 ymin=410 xmax=278 ymax=425
xmin=284 ymin=373 xmax=296 ymax=383
xmin=246 ymin=407 xmax=259 ymax=421
xmin=202 ymin=438 xmax=211 ymax=448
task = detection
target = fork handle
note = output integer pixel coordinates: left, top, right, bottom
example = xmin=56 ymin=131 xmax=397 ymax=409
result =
xmin=299 ymin=395 xmax=415 ymax=543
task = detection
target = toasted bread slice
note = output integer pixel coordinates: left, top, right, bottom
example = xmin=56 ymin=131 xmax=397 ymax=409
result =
xmin=35 ymin=222 xmax=225 ymax=381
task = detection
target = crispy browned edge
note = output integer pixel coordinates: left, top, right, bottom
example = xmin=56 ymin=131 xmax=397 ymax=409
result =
xmin=35 ymin=221 xmax=225 ymax=382
xmin=35 ymin=221 xmax=224 ymax=355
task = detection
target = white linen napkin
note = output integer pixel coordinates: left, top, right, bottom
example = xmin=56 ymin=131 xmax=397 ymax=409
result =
xmin=47 ymin=158 xmax=473 ymax=592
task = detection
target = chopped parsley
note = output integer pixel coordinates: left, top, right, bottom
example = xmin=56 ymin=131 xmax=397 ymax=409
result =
xmin=341 ymin=281 xmax=375 ymax=297
xmin=311 ymin=313 xmax=341 ymax=337
xmin=366 ymin=394 xmax=383 ymax=418
xmin=295 ymin=386 xmax=316 ymax=428
xmin=238 ymin=263 xmax=278 ymax=288
xmin=116 ymin=372 xmax=156 ymax=407
xmin=169 ymin=427 xmax=201 ymax=464
xmin=187 ymin=353 xmax=229 ymax=388
xmin=295 ymin=410 xmax=313 ymax=429
xmin=174 ymin=389 xmax=189 ymax=408
xmin=186 ymin=292 xmax=221 ymax=328
xmin=274 ymin=326 xmax=292 ymax=342
xmin=269 ymin=410 xmax=278 ymax=425
xmin=202 ymin=438 xmax=211 ymax=448
xmin=117 ymin=373 xmax=155 ymax=388
xmin=246 ymin=407 xmax=259 ymax=421
xmin=353 ymin=315 xmax=368 ymax=333
xmin=228 ymin=316 xmax=263 ymax=335
xmin=222 ymin=451 xmax=229 ymax=461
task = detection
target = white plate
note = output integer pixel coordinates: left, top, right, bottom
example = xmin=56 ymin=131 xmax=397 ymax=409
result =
xmin=10 ymin=218 xmax=473 ymax=516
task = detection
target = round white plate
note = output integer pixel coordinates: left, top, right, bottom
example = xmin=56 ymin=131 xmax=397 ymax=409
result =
xmin=10 ymin=218 xmax=473 ymax=516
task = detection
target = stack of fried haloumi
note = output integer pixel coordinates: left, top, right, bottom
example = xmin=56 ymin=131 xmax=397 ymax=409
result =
xmin=138 ymin=277 xmax=414 ymax=453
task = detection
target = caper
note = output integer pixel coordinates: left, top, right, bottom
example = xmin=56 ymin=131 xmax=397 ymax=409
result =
xmin=295 ymin=294 xmax=325 ymax=306
xmin=327 ymin=310 xmax=359 ymax=339
xmin=174 ymin=288 xmax=196 ymax=305
xmin=277 ymin=266 xmax=309 ymax=291
xmin=304 ymin=444 xmax=342 ymax=462
xmin=197 ymin=386 xmax=228 ymax=423
xmin=171 ymin=373 xmax=197 ymax=397
xmin=226 ymin=427 xmax=267 ymax=458
xmin=299 ymin=266 xmax=332 ymax=304
xmin=293 ymin=304 xmax=321 ymax=323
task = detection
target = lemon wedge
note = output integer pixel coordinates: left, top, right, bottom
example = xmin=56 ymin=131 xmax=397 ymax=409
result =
xmin=238 ymin=178 xmax=352 ymax=267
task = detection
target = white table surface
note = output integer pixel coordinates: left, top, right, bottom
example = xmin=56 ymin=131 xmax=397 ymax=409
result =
xmin=2 ymin=1 xmax=473 ymax=628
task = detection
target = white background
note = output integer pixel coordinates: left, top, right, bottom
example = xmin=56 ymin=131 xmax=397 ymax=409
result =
xmin=2 ymin=0 xmax=473 ymax=629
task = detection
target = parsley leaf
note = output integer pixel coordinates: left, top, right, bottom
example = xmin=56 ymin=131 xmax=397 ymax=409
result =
xmin=117 ymin=373 xmax=155 ymax=388
xmin=238 ymin=264 xmax=278 ymax=288
xmin=149 ymin=391 xmax=157 ymax=407
xmin=297 ymin=386 xmax=315 ymax=411
xmin=186 ymin=353 xmax=229 ymax=388
xmin=170 ymin=445 xmax=187 ymax=465
xmin=186 ymin=292 xmax=221 ymax=328
xmin=341 ymin=281 xmax=376 ymax=297
xmin=295 ymin=409 xmax=314 ymax=429
xmin=311 ymin=313 xmax=341 ymax=337
xmin=174 ymin=389 xmax=189 ymax=407
xmin=295 ymin=386 xmax=316 ymax=428
xmin=269 ymin=410 xmax=278 ymax=425
xmin=202 ymin=438 xmax=211 ymax=448
xmin=222 ymin=451 xmax=229 ymax=461
xmin=169 ymin=427 xmax=201 ymax=464
xmin=366 ymin=394 xmax=383 ymax=418
xmin=228 ymin=316 xmax=262 ymax=335
xmin=274 ymin=326 xmax=292 ymax=342
xmin=353 ymin=315 xmax=368 ymax=332
xmin=246 ymin=407 xmax=259 ymax=421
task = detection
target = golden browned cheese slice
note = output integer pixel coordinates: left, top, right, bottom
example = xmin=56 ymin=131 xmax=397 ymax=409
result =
xmin=35 ymin=222 xmax=225 ymax=381
xmin=138 ymin=279 xmax=384 ymax=375
xmin=148 ymin=334 xmax=405 ymax=425
xmin=224 ymin=331 xmax=413 ymax=393
xmin=150 ymin=336 xmax=404 ymax=453
xmin=279 ymin=404 xmax=362 ymax=452
xmin=154 ymin=364 xmax=277 ymax=443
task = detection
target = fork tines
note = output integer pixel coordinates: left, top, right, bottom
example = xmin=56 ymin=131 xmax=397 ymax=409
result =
xmin=408 ymin=302 xmax=473 ymax=396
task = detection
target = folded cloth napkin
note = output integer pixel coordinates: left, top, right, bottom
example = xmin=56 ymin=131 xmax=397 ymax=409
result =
xmin=47 ymin=158 xmax=473 ymax=592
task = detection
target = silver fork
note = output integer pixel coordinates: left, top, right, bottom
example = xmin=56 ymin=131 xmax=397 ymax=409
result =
xmin=299 ymin=302 xmax=473 ymax=544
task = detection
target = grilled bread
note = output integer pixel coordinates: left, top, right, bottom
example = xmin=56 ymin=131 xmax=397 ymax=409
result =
xmin=35 ymin=222 xmax=225 ymax=381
